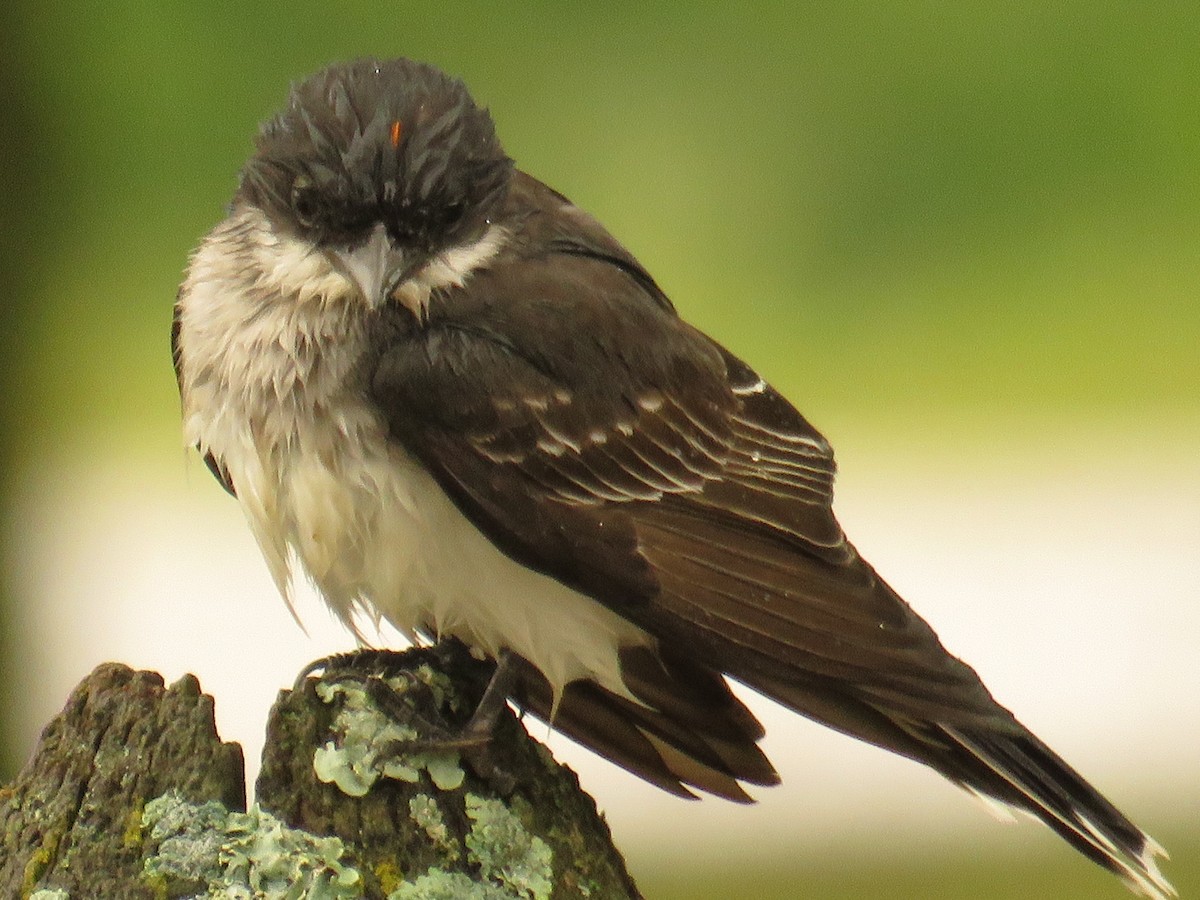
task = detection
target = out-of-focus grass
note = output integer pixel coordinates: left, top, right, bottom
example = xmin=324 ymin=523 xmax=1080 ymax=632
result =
xmin=639 ymin=827 xmax=1198 ymax=899
xmin=3 ymin=2 xmax=1197 ymax=449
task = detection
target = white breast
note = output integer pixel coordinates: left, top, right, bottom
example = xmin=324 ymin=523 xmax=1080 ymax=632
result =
xmin=176 ymin=211 xmax=648 ymax=701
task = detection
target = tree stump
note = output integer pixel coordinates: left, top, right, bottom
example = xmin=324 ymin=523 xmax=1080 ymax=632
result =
xmin=0 ymin=645 xmax=641 ymax=899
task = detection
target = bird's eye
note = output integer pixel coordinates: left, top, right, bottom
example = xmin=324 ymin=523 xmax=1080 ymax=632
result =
xmin=290 ymin=175 xmax=321 ymax=229
xmin=442 ymin=199 xmax=468 ymax=235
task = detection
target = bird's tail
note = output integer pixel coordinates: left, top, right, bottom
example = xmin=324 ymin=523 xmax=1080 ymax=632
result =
xmin=940 ymin=724 xmax=1175 ymax=900
xmin=743 ymin=669 xmax=1176 ymax=899
xmin=512 ymin=637 xmax=1175 ymax=898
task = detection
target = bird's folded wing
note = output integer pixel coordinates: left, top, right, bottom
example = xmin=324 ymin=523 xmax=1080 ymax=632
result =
xmin=372 ymin=235 xmax=1006 ymax=729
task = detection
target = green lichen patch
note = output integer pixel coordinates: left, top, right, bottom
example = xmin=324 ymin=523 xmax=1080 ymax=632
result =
xmin=29 ymin=890 xmax=70 ymax=900
xmin=380 ymin=793 xmax=554 ymax=900
xmin=141 ymin=790 xmax=361 ymax=899
xmin=385 ymin=869 xmax=516 ymax=900
xmin=408 ymin=794 xmax=460 ymax=863
xmin=464 ymin=795 xmax=553 ymax=900
xmin=20 ymin=840 xmax=57 ymax=896
xmin=313 ymin=680 xmax=465 ymax=798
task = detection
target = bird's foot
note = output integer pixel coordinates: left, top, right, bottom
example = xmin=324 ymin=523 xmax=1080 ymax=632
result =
xmin=372 ymin=657 xmax=519 ymax=793
xmin=293 ymin=646 xmax=415 ymax=692
xmin=297 ymin=642 xmax=521 ymax=794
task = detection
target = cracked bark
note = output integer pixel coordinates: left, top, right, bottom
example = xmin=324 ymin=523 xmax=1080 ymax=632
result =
xmin=0 ymin=664 xmax=245 ymax=898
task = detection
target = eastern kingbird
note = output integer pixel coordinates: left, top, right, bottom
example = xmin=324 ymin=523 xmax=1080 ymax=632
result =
xmin=173 ymin=58 xmax=1173 ymax=897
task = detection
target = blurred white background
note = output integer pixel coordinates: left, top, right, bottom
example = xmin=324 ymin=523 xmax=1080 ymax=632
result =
xmin=8 ymin=416 xmax=1196 ymax=877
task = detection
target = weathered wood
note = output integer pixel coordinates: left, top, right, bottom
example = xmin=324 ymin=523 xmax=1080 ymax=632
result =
xmin=257 ymin=641 xmax=643 ymax=899
xmin=1 ymin=646 xmax=641 ymax=899
xmin=0 ymin=663 xmax=245 ymax=898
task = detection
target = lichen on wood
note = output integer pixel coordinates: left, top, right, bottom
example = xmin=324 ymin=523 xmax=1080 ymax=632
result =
xmin=1 ymin=644 xmax=641 ymax=899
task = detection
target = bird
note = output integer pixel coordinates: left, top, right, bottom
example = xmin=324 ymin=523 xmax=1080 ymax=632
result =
xmin=172 ymin=57 xmax=1174 ymax=898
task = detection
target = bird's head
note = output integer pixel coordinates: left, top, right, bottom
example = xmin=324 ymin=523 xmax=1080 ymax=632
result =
xmin=238 ymin=58 xmax=514 ymax=315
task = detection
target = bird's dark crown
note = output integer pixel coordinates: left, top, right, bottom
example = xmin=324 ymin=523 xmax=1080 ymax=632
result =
xmin=240 ymin=58 xmax=513 ymax=252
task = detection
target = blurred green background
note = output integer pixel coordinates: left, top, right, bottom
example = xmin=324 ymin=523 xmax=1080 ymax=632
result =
xmin=2 ymin=2 xmax=1196 ymax=897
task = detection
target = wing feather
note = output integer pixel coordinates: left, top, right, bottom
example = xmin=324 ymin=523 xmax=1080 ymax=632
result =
xmin=372 ymin=222 xmax=995 ymax=719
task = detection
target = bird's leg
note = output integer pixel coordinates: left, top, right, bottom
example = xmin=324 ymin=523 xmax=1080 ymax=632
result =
xmin=423 ymin=648 xmax=522 ymax=749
